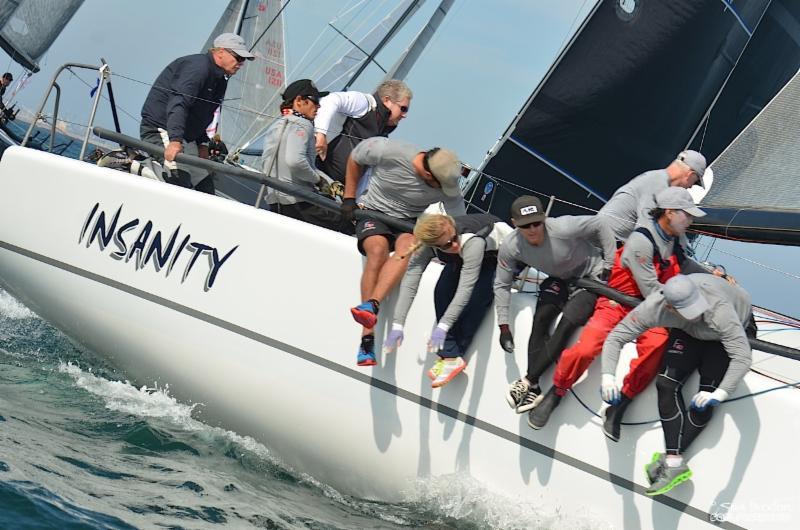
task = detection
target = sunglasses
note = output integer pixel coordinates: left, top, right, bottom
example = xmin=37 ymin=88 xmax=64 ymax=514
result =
xmin=226 ymin=49 xmax=246 ymax=63
xmin=518 ymin=221 xmax=543 ymax=229
xmin=304 ymin=94 xmax=320 ymax=105
xmin=435 ymin=235 xmax=458 ymax=251
xmin=398 ymin=104 xmax=409 ymax=113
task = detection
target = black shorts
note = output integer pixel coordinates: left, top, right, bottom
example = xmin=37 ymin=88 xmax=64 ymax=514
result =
xmin=355 ymin=215 xmax=414 ymax=255
xmin=663 ymin=329 xmax=730 ymax=389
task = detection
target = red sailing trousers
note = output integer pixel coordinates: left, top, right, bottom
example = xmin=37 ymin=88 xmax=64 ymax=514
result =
xmin=552 ymin=296 xmax=669 ymax=397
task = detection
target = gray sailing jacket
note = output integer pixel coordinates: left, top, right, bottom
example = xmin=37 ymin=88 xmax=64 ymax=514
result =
xmin=601 ymin=273 xmax=752 ymax=395
xmin=262 ymin=114 xmax=325 ymax=205
xmin=493 ymin=215 xmax=616 ymax=326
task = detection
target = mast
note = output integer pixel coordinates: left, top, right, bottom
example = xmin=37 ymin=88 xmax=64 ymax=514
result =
xmin=383 ymin=0 xmax=454 ymax=81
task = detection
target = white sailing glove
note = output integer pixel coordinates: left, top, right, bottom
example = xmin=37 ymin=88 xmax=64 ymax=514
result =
xmin=691 ymin=389 xmax=729 ymax=411
xmin=600 ymin=373 xmax=621 ymax=405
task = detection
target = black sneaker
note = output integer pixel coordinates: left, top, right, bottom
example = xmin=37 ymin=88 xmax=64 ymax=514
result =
xmin=527 ymin=387 xmax=561 ymax=430
xmin=516 ymin=385 xmax=543 ymax=413
xmin=602 ymin=395 xmax=631 ymax=442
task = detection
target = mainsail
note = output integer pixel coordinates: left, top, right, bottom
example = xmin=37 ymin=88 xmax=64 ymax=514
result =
xmin=202 ymin=0 xmax=286 ymax=152
xmin=0 ymin=0 xmax=84 ymax=73
xmin=469 ymin=0 xmax=771 ymax=221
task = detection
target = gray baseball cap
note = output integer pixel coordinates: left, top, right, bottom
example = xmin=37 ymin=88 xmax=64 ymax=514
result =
xmin=426 ymin=148 xmax=463 ymax=197
xmin=655 ymin=187 xmax=706 ymax=217
xmin=213 ymin=33 xmax=255 ymax=59
xmin=663 ymin=275 xmax=709 ymax=320
xmin=676 ymin=150 xmax=706 ymax=188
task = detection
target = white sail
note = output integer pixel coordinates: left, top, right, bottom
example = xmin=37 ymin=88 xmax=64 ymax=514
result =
xmin=202 ymin=0 xmax=286 ymax=152
xmin=384 ymin=0 xmax=453 ymax=81
xmin=315 ymin=0 xmax=425 ymax=91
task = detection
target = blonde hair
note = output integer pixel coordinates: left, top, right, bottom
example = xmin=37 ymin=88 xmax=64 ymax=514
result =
xmin=400 ymin=214 xmax=454 ymax=259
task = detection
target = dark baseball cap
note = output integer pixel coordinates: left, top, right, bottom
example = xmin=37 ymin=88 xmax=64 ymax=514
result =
xmin=282 ymin=79 xmax=329 ymax=103
xmin=510 ymin=195 xmax=546 ymax=224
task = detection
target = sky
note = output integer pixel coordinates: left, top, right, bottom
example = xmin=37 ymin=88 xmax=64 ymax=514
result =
xmin=1 ymin=0 xmax=798 ymax=317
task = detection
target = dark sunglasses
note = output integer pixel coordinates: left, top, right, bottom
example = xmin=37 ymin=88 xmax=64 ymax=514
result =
xmin=518 ymin=221 xmax=543 ymax=229
xmin=435 ymin=235 xmax=458 ymax=251
xmin=398 ymin=104 xmax=409 ymax=113
xmin=304 ymin=94 xmax=320 ymax=105
xmin=226 ymin=49 xmax=246 ymax=63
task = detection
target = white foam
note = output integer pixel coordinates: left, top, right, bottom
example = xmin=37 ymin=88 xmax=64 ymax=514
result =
xmin=404 ymin=472 xmax=611 ymax=530
xmin=0 ymin=289 xmax=36 ymax=319
xmin=58 ymin=362 xmax=280 ymax=465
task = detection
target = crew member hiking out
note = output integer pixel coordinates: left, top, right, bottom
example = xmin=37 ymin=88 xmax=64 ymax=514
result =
xmin=495 ymin=195 xmax=615 ymax=415
xmin=597 ymin=150 xmax=706 ymax=242
xmin=527 ymin=187 xmax=709 ymax=435
xmin=602 ymin=273 xmax=755 ymax=496
xmin=385 ymin=213 xmax=513 ymax=387
xmin=343 ymin=138 xmax=466 ymax=367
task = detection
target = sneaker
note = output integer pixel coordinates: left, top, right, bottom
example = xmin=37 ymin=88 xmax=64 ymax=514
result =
xmin=351 ymin=300 xmax=378 ymax=328
xmin=645 ymin=461 xmax=692 ymax=496
xmin=431 ymin=357 xmax=466 ymax=388
xmin=527 ymin=387 xmax=561 ymax=430
xmin=506 ymin=378 xmax=529 ymax=409
xmin=427 ymin=358 xmax=445 ymax=380
xmin=602 ymin=395 xmax=631 ymax=443
xmin=645 ymin=452 xmax=666 ymax=485
xmin=356 ymin=346 xmax=377 ymax=367
xmin=516 ymin=387 xmax=543 ymax=414
xmin=506 ymin=379 xmax=543 ymax=414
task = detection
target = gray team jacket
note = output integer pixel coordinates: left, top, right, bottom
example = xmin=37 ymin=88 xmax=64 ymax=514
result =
xmin=262 ymin=113 xmax=326 ymax=205
xmin=601 ymin=273 xmax=753 ymax=395
xmin=493 ymin=215 xmax=616 ymax=326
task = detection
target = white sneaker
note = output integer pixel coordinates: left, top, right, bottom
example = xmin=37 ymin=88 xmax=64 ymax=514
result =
xmin=431 ymin=357 xmax=466 ymax=388
xmin=506 ymin=378 xmax=529 ymax=409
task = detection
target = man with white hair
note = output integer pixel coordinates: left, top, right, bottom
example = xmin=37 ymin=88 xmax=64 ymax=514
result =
xmin=140 ymin=33 xmax=255 ymax=194
xmin=314 ymin=79 xmax=412 ymax=185
xmin=598 ymin=150 xmax=706 ymax=242
xmin=602 ymin=273 xmax=755 ymax=496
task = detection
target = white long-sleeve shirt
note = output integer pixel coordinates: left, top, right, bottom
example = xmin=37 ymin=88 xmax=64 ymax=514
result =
xmin=314 ymin=91 xmax=375 ymax=139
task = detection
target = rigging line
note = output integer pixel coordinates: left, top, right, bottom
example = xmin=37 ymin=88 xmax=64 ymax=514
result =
xmin=700 ymin=243 xmax=800 ymax=281
xmin=570 ymin=379 xmax=800 ymax=426
xmin=63 ymin=68 xmax=139 ymax=123
xmin=247 ymin=0 xmax=293 ymax=53
xmin=302 ymin=0 xmax=393 ymax=83
xmin=508 ymin=135 xmax=608 ymax=203
xmin=556 ymin=0 xmax=592 ymax=54
xmin=720 ymin=0 xmax=753 ymax=37
xmin=327 ymin=22 xmax=386 ymax=72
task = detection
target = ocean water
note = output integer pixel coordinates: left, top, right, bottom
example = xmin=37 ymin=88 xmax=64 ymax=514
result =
xmin=0 ymin=289 xmax=606 ymax=530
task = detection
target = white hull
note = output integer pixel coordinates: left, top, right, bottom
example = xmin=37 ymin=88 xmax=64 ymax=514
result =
xmin=1 ymin=146 xmax=798 ymax=529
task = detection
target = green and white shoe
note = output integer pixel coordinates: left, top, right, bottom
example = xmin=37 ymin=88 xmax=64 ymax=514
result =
xmin=645 ymin=452 xmax=666 ymax=485
xmin=645 ymin=461 xmax=692 ymax=496
xmin=427 ymin=358 xmax=445 ymax=380
xmin=431 ymin=357 xmax=466 ymax=388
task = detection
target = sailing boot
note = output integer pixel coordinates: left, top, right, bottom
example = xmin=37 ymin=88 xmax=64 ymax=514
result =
xmin=527 ymin=387 xmax=562 ymax=429
xmin=645 ymin=460 xmax=692 ymax=496
xmin=351 ymin=299 xmax=380 ymax=328
xmin=602 ymin=394 xmax=632 ymax=442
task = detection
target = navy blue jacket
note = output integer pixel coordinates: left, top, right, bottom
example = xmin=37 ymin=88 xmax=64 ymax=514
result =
xmin=140 ymin=53 xmax=227 ymax=144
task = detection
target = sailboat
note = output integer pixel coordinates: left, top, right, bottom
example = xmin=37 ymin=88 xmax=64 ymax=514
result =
xmin=0 ymin=1 xmax=799 ymax=528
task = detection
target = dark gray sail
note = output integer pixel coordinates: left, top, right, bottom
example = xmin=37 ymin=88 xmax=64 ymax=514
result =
xmin=0 ymin=0 xmax=85 ymax=72
xmin=469 ymin=0 xmax=771 ymax=222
